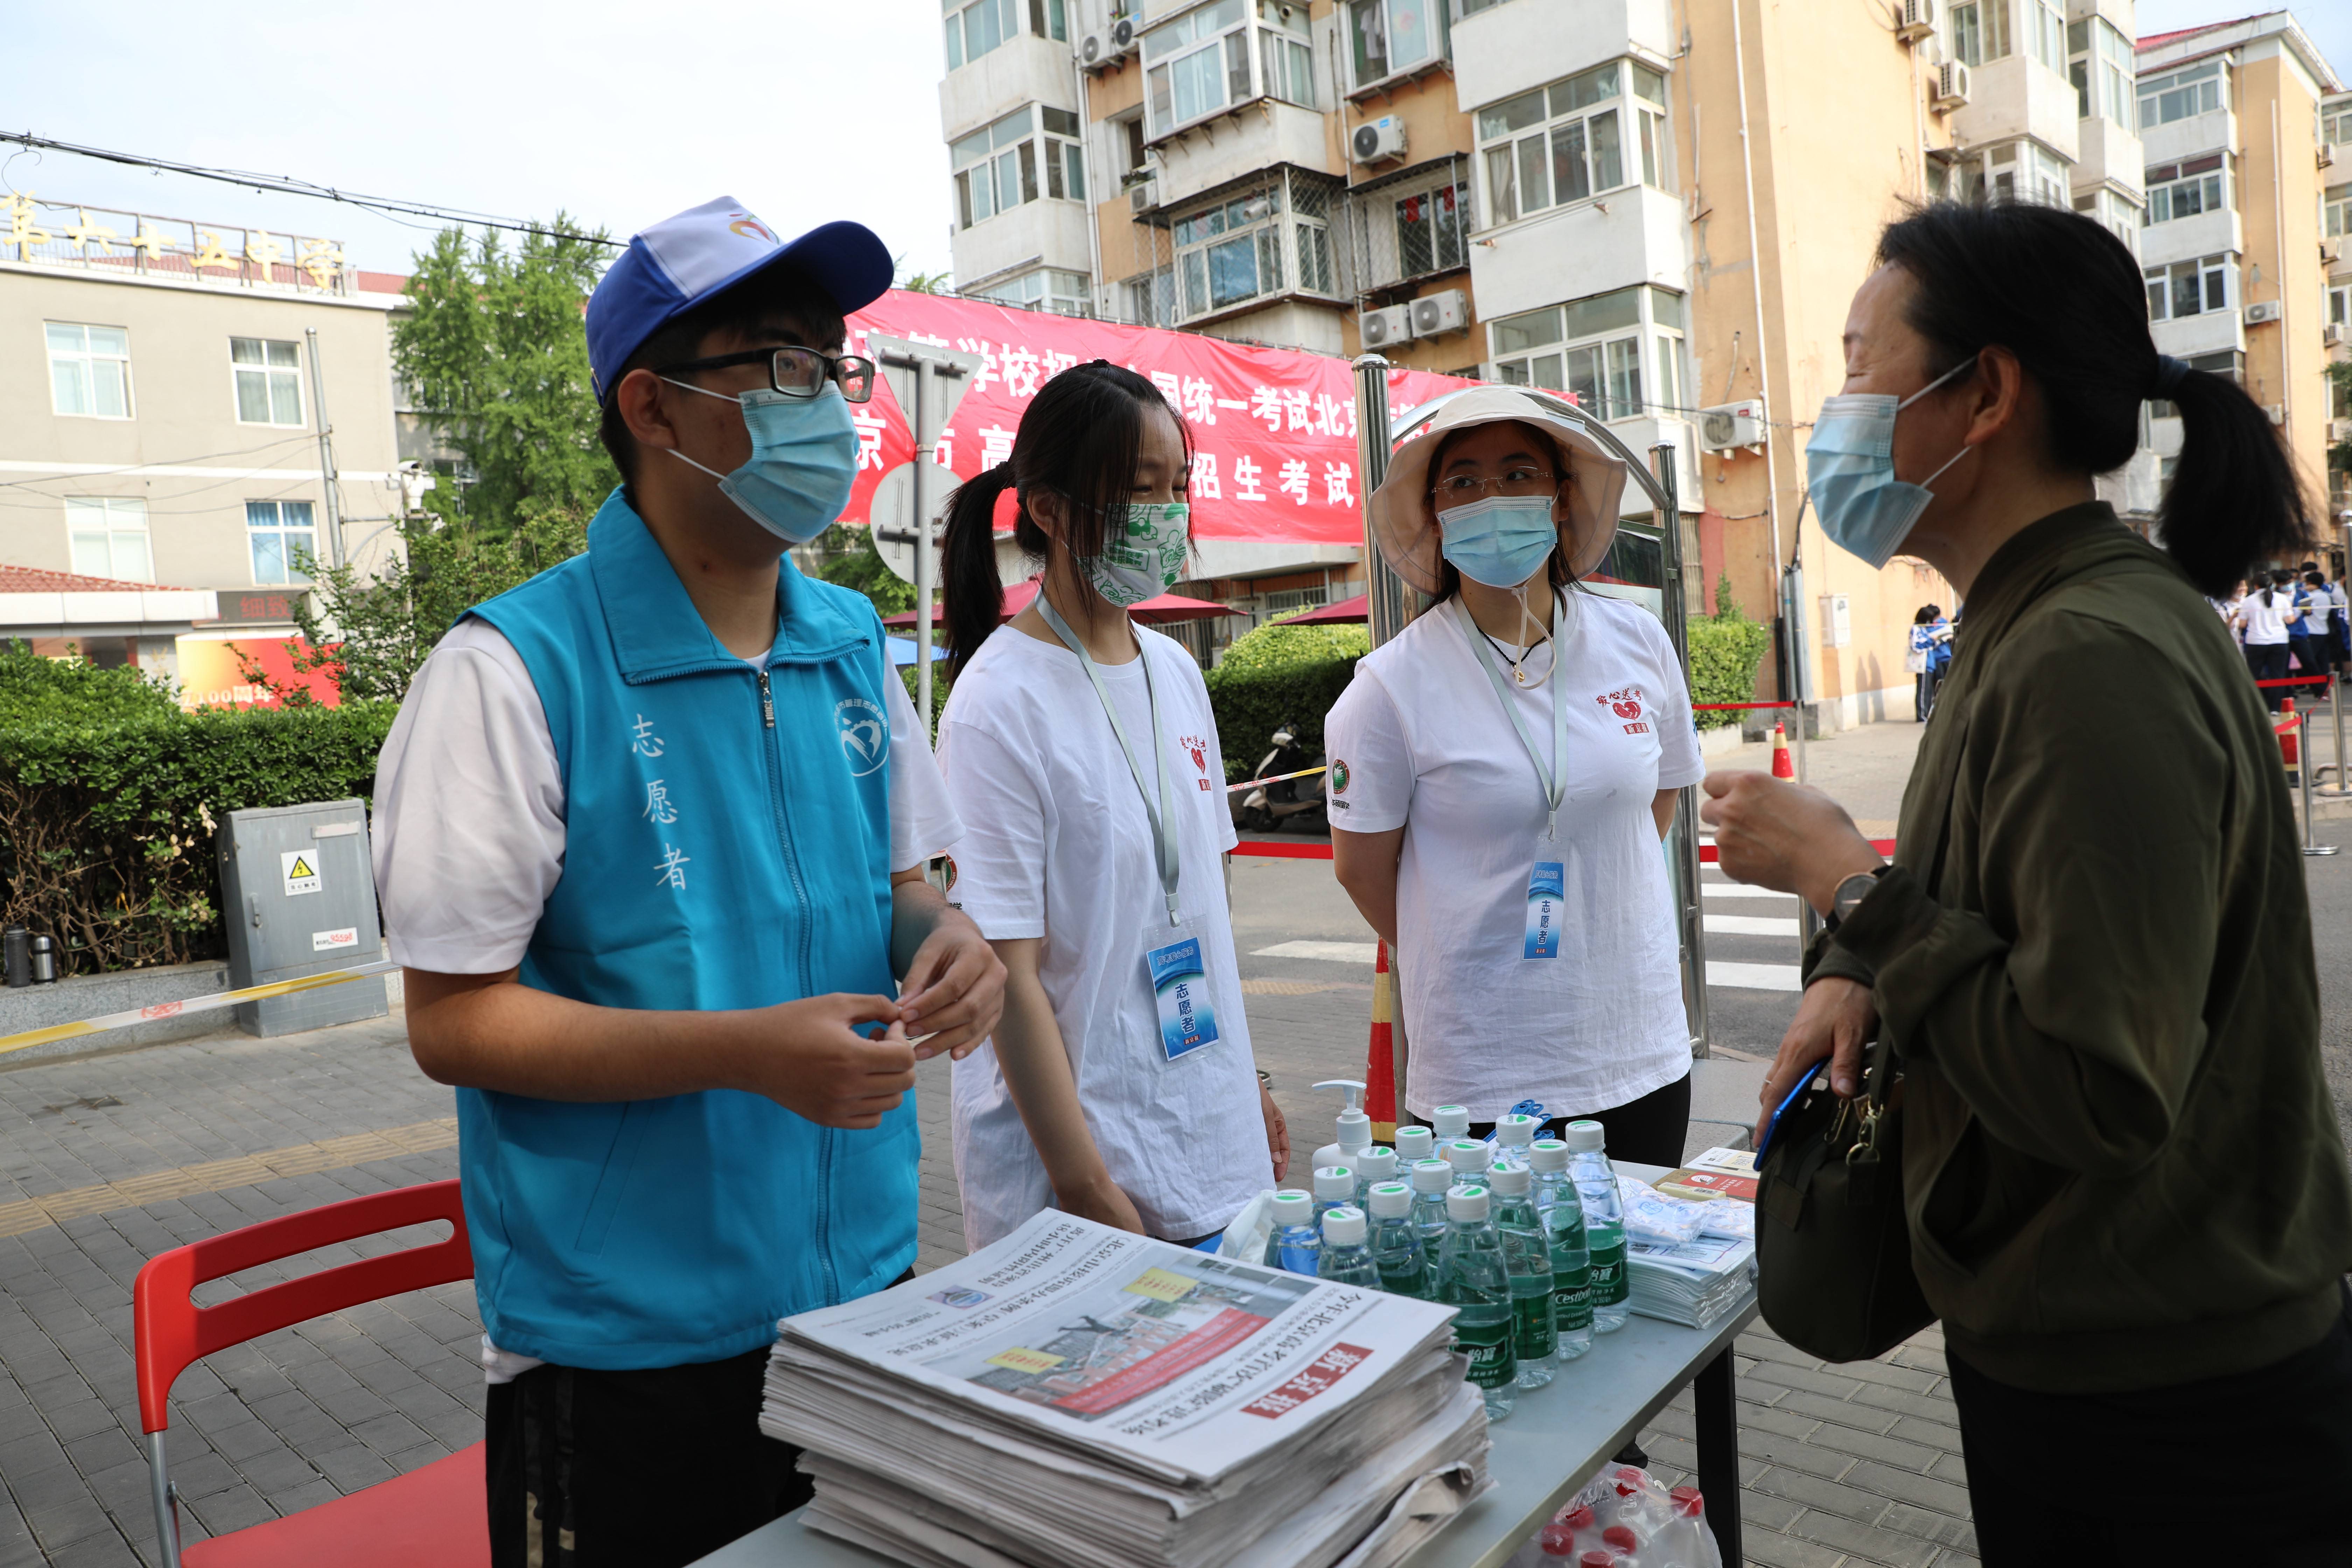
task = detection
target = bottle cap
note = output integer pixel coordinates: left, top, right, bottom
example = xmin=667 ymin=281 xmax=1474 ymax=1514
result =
xmin=1496 ymin=1112 xmax=1540 ymax=1147
xmin=1356 ymin=1147 xmax=1398 ymax=1185
xmin=1530 ymin=1138 xmax=1569 ymax=1173
xmin=1394 ymin=1126 xmax=1435 ymax=1163
xmin=1602 ymin=1526 xmax=1638 ymax=1551
xmin=1670 ymin=1485 xmax=1703 ymax=1518
xmin=1432 ymin=1104 xmax=1471 ymax=1139
xmin=1321 ymin=1205 xmax=1367 ymax=1245
xmin=1312 ymin=1079 xmax=1372 ymax=1154
xmin=1367 ymin=1181 xmax=1413 ymax=1218
xmin=1410 ymin=1158 xmax=1454 ymax=1193
xmin=1313 ymin=1165 xmax=1354 ymax=1200
xmin=1272 ymin=1191 xmax=1313 ymax=1225
xmin=1444 ymin=1139 xmax=1491 ymax=1174
xmin=1445 ymin=1183 xmax=1490 ymax=1221
xmin=1538 ymin=1523 xmax=1578 ymax=1557
xmin=1489 ymin=1163 xmax=1531 ymax=1196
xmin=1563 ymin=1119 xmax=1606 ymax=1153
xmin=1579 ymin=1553 xmax=1612 ymax=1568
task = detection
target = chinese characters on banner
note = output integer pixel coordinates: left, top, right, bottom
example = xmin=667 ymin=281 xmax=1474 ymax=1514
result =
xmin=840 ymin=292 xmax=1484 ymax=548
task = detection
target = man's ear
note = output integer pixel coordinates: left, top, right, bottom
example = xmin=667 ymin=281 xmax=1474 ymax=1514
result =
xmin=616 ymin=368 xmax=678 ymax=454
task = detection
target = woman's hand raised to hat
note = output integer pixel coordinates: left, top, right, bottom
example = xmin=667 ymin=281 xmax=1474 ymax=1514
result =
xmin=1700 ymin=771 xmax=1883 ymax=917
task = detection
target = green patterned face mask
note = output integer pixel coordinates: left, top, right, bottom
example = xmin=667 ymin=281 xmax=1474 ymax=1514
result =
xmin=1083 ymin=501 xmax=1190 ymax=607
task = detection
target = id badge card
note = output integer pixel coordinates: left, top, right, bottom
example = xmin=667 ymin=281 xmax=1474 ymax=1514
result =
xmin=1144 ymin=920 xmax=1222 ymax=1063
xmin=1524 ymin=861 xmax=1565 ymax=960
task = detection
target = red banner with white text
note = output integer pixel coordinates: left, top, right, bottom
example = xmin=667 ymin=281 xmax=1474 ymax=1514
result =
xmin=841 ymin=291 xmax=1480 ymax=546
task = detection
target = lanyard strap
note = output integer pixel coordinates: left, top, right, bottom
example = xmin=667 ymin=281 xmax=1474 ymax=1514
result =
xmin=1454 ymin=594 xmax=1570 ymax=842
xmin=1037 ymin=595 xmax=1182 ymax=924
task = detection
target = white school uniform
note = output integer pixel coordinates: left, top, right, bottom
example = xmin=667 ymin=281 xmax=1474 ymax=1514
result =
xmin=940 ymin=624 xmax=1271 ymax=1250
xmin=1323 ymin=592 xmax=1706 ymax=1122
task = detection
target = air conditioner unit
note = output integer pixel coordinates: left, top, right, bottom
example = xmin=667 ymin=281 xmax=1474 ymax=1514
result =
xmin=2245 ymin=300 xmax=2283 ymax=324
xmin=1079 ymin=31 xmax=1111 ymax=68
xmin=2331 ymin=418 xmax=2352 ymax=444
xmin=1931 ymin=60 xmax=1970 ymax=112
xmin=2322 ymin=143 xmax=2338 ymax=169
xmin=1698 ymin=400 xmax=1766 ymax=451
xmin=1409 ymin=289 xmax=1468 ymax=337
xmin=1111 ymin=15 xmax=1139 ymax=52
xmin=2265 ymin=403 xmax=2287 ymax=426
xmin=1128 ymin=176 xmax=1159 ymax=214
xmin=2323 ymin=237 xmax=2346 ymax=266
xmin=1360 ymin=304 xmax=1412 ymax=349
xmin=1896 ymin=0 xmax=1935 ymax=44
xmin=2326 ymin=322 xmax=2348 ymax=348
xmin=1351 ymin=116 xmax=1408 ymax=166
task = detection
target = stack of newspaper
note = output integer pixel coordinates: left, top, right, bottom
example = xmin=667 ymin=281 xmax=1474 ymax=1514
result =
xmin=1624 ymin=1148 xmax=1758 ymax=1330
xmin=761 ymin=1212 xmax=1490 ymax=1568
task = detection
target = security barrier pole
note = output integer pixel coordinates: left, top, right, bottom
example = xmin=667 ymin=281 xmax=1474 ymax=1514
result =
xmin=2325 ymin=675 xmax=2351 ymax=798
xmin=1351 ymin=354 xmax=1411 ymax=1115
xmin=1652 ymin=443 xmax=1710 ymax=1061
xmin=2302 ymin=713 xmax=2339 ymax=857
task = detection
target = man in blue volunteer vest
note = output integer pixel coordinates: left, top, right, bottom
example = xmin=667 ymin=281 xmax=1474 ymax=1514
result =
xmin=372 ymin=197 xmax=1004 ymax=1567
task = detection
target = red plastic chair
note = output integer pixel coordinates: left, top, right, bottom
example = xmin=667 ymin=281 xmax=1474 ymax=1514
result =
xmin=132 ymin=1179 xmax=489 ymax=1568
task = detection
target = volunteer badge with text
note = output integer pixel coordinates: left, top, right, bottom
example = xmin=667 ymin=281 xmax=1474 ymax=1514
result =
xmin=1146 ymin=934 xmax=1220 ymax=1060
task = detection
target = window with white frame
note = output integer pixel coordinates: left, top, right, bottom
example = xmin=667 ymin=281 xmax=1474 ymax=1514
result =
xmin=944 ymin=0 xmax=1066 ymax=70
xmin=2145 ymin=154 xmax=2226 ymax=224
xmin=2329 ymin=284 xmax=2348 ymax=328
xmin=2138 ymin=61 xmax=2225 ymax=130
xmin=1949 ymin=1 xmax=2008 ymax=67
xmin=2023 ymin=0 xmax=2064 ymax=74
xmin=2328 ymin=106 xmax=2352 ymax=146
xmin=246 ymin=499 xmax=316 ymax=585
xmin=1144 ymin=1 xmax=1250 ymax=138
xmin=976 ymin=268 xmax=1094 ymax=317
xmin=1394 ymin=182 xmax=1465 ymax=277
xmin=1171 ymin=182 xmax=1335 ymax=320
xmin=1125 ymin=270 xmax=1175 ymax=329
xmin=1478 ymin=61 xmax=1667 ymax=227
xmin=65 ymin=497 xmax=151 ymax=582
xmin=952 ymin=107 xmax=1085 ymax=229
xmin=2326 ymin=190 xmax=2352 ymax=239
xmin=2071 ymin=188 xmax=2142 ymax=248
xmin=1347 ymin=0 xmax=1444 ymax=88
xmin=1487 ymin=286 xmax=1684 ymax=423
xmin=2143 ymin=253 xmax=2231 ymax=322
xmin=1261 ymin=4 xmax=1315 ymax=109
xmin=2068 ymin=17 xmax=2132 ymax=126
xmin=231 ymin=338 xmax=303 ymax=426
xmin=1986 ymin=140 xmax=2069 ymax=206
xmin=46 ymin=323 xmax=133 ymax=420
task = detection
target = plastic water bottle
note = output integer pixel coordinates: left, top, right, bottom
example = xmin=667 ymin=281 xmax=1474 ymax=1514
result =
xmin=1365 ymin=1181 xmax=1428 ymax=1298
xmin=1444 ymin=1138 xmax=1492 ymax=1181
xmin=1311 ymin=1164 xmax=1356 ymax=1226
xmin=1353 ymin=1145 xmax=1398 ymax=1205
xmin=1530 ymin=1139 xmax=1594 ymax=1361
xmin=1431 ymin=1105 xmax=1471 ymax=1141
xmin=1394 ymin=1126 xmax=1435 ymax=1166
xmin=1487 ymin=1164 xmax=1557 ymax=1388
xmin=1265 ymin=1190 xmax=1320 ymax=1276
xmin=1436 ymin=1182 xmax=1516 ymax=1420
xmin=1316 ymin=1205 xmax=1379 ymax=1287
xmin=1409 ymin=1158 xmax=1454 ymax=1254
xmin=1491 ymin=1112 xmax=1541 ymax=1169
xmin=1564 ymin=1121 xmax=1629 ymax=1332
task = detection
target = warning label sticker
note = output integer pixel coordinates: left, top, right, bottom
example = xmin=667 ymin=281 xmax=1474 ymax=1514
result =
xmin=311 ymin=927 xmax=359 ymax=952
xmin=281 ymin=850 xmax=322 ymax=897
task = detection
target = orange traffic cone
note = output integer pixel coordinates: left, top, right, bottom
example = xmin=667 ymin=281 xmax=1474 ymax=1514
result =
xmin=1365 ymin=941 xmax=1398 ymax=1141
xmin=1771 ymin=720 xmax=1796 ymax=780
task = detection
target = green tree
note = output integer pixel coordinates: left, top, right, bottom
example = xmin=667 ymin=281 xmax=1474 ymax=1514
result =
xmin=803 ymin=524 xmax=915 ymax=616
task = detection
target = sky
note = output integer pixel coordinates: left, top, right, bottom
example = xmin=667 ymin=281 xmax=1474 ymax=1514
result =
xmin=4 ymin=0 xmax=960 ymax=283
xmin=4 ymin=2 xmax=2346 ymax=290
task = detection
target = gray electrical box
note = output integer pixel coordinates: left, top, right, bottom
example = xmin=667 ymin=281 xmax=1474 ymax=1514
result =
xmin=218 ymin=799 xmax=388 ymax=1037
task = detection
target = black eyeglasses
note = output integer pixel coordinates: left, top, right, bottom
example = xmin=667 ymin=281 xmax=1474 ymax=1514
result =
xmin=656 ymin=346 xmax=877 ymax=404
xmin=1434 ymin=467 xmax=1560 ymax=500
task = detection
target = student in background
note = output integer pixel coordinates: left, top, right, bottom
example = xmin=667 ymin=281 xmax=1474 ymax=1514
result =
xmin=2234 ymin=569 xmax=2298 ymax=710
xmin=2305 ymin=569 xmax=2349 ymax=684
xmin=1907 ymin=605 xmax=1952 ymax=721
xmin=933 ymin=361 xmax=1287 ymax=1252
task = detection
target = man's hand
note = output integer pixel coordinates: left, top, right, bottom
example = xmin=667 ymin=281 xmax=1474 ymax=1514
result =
xmin=1060 ymin=1171 xmax=1148 ymax=1234
xmin=1754 ymin=978 xmax=1877 ymax=1146
xmin=1260 ymin=1082 xmax=1291 ymax=1183
xmin=1701 ymin=770 xmax=1884 ymax=915
xmin=735 ymin=993 xmax=917 ymax=1129
xmin=897 ymin=910 xmax=1006 ymax=1062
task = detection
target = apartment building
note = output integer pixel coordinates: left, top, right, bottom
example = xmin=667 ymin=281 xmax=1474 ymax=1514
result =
xmin=2322 ymin=83 xmax=2349 ymax=518
xmin=0 ymin=193 xmax=411 ymax=675
xmin=2134 ymin=13 xmax=2341 ymax=535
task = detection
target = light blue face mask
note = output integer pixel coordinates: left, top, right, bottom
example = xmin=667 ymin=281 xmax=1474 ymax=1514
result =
xmin=1437 ymin=495 xmax=1560 ymax=588
xmin=1804 ymin=356 xmax=1979 ymax=570
xmin=663 ymin=380 xmax=859 ymax=545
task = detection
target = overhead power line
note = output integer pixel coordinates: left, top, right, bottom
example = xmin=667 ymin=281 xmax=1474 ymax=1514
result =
xmin=0 ymin=131 xmax=617 ymax=246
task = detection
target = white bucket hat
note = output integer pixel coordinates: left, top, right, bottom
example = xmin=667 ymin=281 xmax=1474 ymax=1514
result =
xmin=1368 ymin=386 xmax=1630 ymax=595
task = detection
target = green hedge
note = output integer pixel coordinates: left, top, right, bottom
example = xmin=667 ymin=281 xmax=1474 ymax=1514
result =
xmin=1203 ymin=623 xmax=1370 ymax=781
xmin=0 ymin=648 xmax=396 ymax=973
xmin=1688 ymin=588 xmax=1774 ymax=729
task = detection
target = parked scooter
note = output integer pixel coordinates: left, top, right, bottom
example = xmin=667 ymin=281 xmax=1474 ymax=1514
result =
xmin=1232 ymin=721 xmax=1328 ymax=833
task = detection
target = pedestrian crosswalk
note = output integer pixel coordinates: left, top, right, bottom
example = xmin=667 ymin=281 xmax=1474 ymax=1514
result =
xmin=1698 ymin=863 xmax=1805 ymax=992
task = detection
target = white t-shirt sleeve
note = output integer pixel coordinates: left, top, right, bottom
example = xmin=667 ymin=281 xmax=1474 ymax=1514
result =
xmin=371 ymin=620 xmax=566 ymax=975
xmin=1323 ymin=669 xmax=1415 ymax=833
xmin=1647 ymin=613 xmax=1707 ymax=790
xmin=886 ymin=672 xmax=962 ymax=873
xmin=935 ymin=721 xmax=1049 ymax=940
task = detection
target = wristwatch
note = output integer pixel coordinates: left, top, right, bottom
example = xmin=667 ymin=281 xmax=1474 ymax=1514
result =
xmin=1824 ymin=866 xmax=1890 ymax=931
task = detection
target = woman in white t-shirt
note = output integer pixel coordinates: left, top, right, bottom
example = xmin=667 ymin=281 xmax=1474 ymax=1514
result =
xmin=2232 ymin=570 xmax=2298 ymax=712
xmin=1326 ymin=387 xmax=1705 ymax=1165
xmin=933 ymin=361 xmax=1288 ymax=1250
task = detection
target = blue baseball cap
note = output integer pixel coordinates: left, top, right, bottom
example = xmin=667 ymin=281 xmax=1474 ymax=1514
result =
xmin=586 ymin=196 xmax=894 ymax=401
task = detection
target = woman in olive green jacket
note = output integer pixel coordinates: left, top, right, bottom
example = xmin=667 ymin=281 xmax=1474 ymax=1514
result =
xmin=1704 ymin=202 xmax=2352 ymax=1563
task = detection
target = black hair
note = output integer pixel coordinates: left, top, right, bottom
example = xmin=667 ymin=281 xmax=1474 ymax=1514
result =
xmin=938 ymin=361 xmax=1190 ymax=678
xmin=1874 ymin=201 xmax=2311 ymax=596
xmin=595 ymin=264 xmax=846 ymax=489
xmin=1425 ymin=419 xmax=1580 ymax=604
xmin=2305 ymin=570 xmax=2329 ymax=589
xmin=1912 ymin=604 xmax=1942 ymax=624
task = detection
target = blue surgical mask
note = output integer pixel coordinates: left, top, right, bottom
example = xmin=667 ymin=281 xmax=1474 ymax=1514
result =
xmin=1437 ymin=495 xmax=1559 ymax=588
xmin=663 ymin=380 xmax=859 ymax=544
xmin=1804 ymin=357 xmax=1978 ymax=570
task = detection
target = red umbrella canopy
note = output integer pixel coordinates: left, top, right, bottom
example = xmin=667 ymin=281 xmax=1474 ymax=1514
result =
xmin=1268 ymin=593 xmax=1368 ymax=625
xmin=881 ymin=579 xmax=1248 ymax=627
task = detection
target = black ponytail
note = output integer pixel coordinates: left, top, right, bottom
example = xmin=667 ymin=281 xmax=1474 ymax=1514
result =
xmin=937 ymin=360 xmax=1190 ymax=678
xmin=1875 ymin=201 xmax=2311 ymax=596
